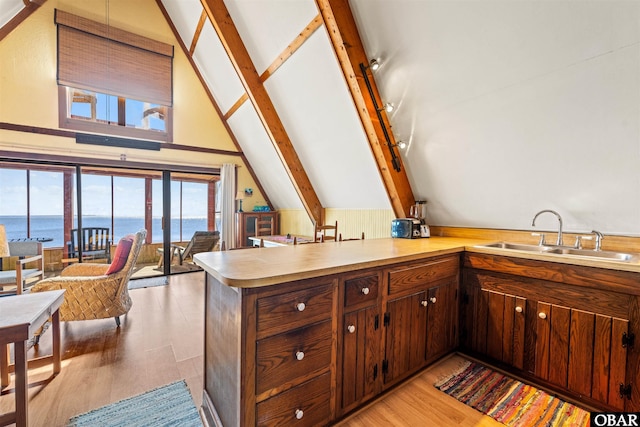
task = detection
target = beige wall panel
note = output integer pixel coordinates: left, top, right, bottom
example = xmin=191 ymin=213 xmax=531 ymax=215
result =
xmin=279 ymin=208 xmax=394 ymax=240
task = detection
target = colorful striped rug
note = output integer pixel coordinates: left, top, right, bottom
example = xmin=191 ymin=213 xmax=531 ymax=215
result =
xmin=434 ymin=361 xmax=590 ymax=427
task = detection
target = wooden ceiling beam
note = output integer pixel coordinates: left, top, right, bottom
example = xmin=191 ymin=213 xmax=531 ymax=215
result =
xmin=315 ymin=0 xmax=415 ymax=218
xmin=201 ymin=0 xmax=323 ymax=225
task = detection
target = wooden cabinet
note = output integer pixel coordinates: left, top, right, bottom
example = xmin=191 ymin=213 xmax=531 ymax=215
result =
xmin=236 ymin=211 xmax=279 ymax=248
xmin=203 ymin=252 xmax=463 ymax=426
xmin=383 ymin=256 xmax=459 ymax=386
xmin=338 ymin=271 xmax=382 ymax=414
xmin=462 ymin=253 xmax=638 ymax=411
xmin=203 ymin=275 xmax=337 ymax=427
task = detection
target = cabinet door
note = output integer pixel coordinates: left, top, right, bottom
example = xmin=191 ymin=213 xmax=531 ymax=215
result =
xmin=534 ymin=303 xmax=629 ymax=410
xmin=341 ymin=306 xmax=380 ymax=412
xmin=466 ymin=287 xmax=526 ymax=370
xmin=384 ymin=292 xmax=427 ymax=384
xmin=426 ymin=279 xmax=458 ymax=361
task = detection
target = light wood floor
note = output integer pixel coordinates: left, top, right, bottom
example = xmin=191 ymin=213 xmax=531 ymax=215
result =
xmin=1 ymin=272 xmax=502 ymax=427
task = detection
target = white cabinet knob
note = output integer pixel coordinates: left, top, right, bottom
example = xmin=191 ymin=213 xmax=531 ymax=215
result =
xmin=430 ymin=297 xmax=437 ymax=304
xmin=361 ymin=287 xmax=370 ymax=295
xmin=515 ymin=306 xmax=523 ymax=313
xmin=296 ymin=302 xmax=306 ymax=312
xmin=538 ymin=312 xmax=547 ymax=319
xmin=421 ymin=300 xmax=428 ymax=307
xmin=295 ymin=409 xmax=304 ymax=420
xmin=347 ymin=325 xmax=356 ymax=333
xmin=296 ymin=351 xmax=305 ymax=361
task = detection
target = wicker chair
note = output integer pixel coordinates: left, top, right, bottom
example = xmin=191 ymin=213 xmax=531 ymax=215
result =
xmin=30 ymin=229 xmax=146 ymax=327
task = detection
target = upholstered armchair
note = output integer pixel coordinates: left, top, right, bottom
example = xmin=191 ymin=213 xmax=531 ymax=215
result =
xmin=30 ymin=229 xmax=146 ymax=327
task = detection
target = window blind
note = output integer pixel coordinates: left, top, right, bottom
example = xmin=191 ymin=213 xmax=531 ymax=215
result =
xmin=55 ymin=9 xmax=173 ymax=106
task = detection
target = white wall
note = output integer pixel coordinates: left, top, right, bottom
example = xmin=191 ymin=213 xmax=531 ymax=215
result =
xmin=351 ymin=0 xmax=640 ymax=236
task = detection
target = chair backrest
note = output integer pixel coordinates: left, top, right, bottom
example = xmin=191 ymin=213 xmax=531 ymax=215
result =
xmin=339 ymin=232 xmax=365 ymax=241
xmin=68 ymin=227 xmax=111 ymax=260
xmin=112 ymin=229 xmax=146 ymax=282
xmin=8 ymin=241 xmax=43 ymax=257
xmin=255 ymin=218 xmax=275 ymax=237
xmin=315 ymin=221 xmax=338 ymax=242
xmin=181 ymin=231 xmax=220 ymax=260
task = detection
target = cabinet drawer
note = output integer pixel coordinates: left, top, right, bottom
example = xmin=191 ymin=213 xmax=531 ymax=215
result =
xmin=256 ymin=320 xmax=332 ymax=395
xmin=388 ymin=256 xmax=459 ymax=296
xmin=257 ymin=284 xmax=333 ymax=337
xmin=257 ymin=372 xmax=331 ymax=427
xmin=344 ymin=274 xmax=378 ymax=308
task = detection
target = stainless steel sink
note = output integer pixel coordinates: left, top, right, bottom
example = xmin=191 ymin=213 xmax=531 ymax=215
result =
xmin=546 ymin=247 xmax=639 ymax=262
xmin=476 ymin=242 xmax=640 ymax=263
xmin=478 ymin=242 xmax=557 ymax=253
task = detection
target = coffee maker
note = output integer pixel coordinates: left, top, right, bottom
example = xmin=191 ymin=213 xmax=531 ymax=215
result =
xmin=409 ymin=200 xmax=430 ymax=237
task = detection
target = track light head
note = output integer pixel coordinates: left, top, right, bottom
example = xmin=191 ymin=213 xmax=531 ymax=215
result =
xmin=369 ymin=58 xmax=380 ymax=71
xmin=378 ymin=102 xmax=394 ymax=113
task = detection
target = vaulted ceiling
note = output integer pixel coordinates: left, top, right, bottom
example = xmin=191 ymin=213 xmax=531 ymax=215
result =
xmin=160 ymin=0 xmax=416 ymax=225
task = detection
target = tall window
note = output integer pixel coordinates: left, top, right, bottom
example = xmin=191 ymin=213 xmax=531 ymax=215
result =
xmin=0 ymin=166 xmax=67 ymax=247
xmin=55 ymin=9 xmax=174 ymax=142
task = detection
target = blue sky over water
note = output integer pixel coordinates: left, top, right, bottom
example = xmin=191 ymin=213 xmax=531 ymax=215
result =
xmin=0 ymin=169 xmax=208 ymax=218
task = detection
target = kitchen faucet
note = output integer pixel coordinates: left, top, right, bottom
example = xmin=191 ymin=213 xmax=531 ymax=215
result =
xmin=531 ymin=209 xmax=563 ymax=246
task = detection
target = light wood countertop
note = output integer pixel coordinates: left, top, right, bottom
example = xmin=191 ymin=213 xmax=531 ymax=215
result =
xmin=194 ymin=237 xmax=640 ymax=289
xmin=193 ymin=237 xmax=483 ymax=288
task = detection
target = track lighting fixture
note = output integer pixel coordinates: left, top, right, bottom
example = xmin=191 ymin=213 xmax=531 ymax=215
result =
xmin=378 ymin=103 xmax=394 ymax=113
xmin=394 ymin=141 xmax=406 ymax=149
xmin=359 ymin=60 xmax=402 ymax=172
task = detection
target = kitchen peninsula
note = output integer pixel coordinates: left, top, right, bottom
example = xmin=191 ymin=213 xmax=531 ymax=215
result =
xmin=194 ymin=237 xmax=640 ymax=426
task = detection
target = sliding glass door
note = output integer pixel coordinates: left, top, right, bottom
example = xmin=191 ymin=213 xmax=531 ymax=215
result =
xmin=0 ymin=161 xmax=219 ymax=279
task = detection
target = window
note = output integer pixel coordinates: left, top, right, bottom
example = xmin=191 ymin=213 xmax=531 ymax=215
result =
xmin=55 ymin=9 xmax=173 ymax=142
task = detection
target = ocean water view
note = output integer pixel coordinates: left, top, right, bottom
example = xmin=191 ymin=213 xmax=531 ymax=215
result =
xmin=0 ymin=215 xmax=209 ymax=247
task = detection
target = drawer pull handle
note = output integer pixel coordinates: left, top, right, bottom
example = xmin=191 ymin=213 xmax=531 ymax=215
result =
xmin=361 ymin=287 xmax=370 ymax=295
xmin=430 ymin=297 xmax=437 ymax=304
xmin=295 ymin=409 xmax=304 ymax=420
xmin=296 ymin=351 xmax=305 ymax=361
xmin=421 ymin=300 xmax=428 ymax=307
xmin=296 ymin=302 xmax=306 ymax=312
xmin=347 ymin=325 xmax=356 ymax=333
xmin=515 ymin=306 xmax=523 ymax=313
xmin=538 ymin=312 xmax=547 ymax=319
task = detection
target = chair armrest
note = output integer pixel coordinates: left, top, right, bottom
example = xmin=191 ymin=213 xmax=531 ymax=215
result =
xmin=18 ymin=254 xmax=43 ymax=266
xmin=30 ymin=274 xmax=119 ymax=295
xmin=60 ymin=263 xmax=110 ymax=277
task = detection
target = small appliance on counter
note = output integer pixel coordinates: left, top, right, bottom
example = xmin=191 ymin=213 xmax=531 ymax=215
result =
xmin=392 ymin=200 xmax=430 ymax=238
xmin=391 ymin=218 xmax=422 ymax=238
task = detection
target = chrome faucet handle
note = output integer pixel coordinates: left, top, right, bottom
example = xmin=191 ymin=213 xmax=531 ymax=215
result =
xmin=531 ymin=232 xmax=546 ymax=246
xmin=574 ymin=235 xmax=592 ymax=249
xmin=591 ymin=230 xmax=604 ymax=251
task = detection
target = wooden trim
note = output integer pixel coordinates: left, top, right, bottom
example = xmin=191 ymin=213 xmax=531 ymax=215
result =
xmin=222 ymin=15 xmax=322 ymax=121
xmin=223 ymin=15 xmax=322 ymax=122
xmin=223 ymin=93 xmax=248 ymax=120
xmin=0 ymin=150 xmax=221 ymax=175
xmin=202 ymin=0 xmax=323 ymax=225
xmin=190 ymin=10 xmax=208 ymax=56
xmin=258 ymin=14 xmax=323 ymax=83
xmin=315 ymin=0 xmax=415 ymax=218
xmin=0 ymin=0 xmax=46 ymax=42
xmin=0 ymin=122 xmax=240 ymax=156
